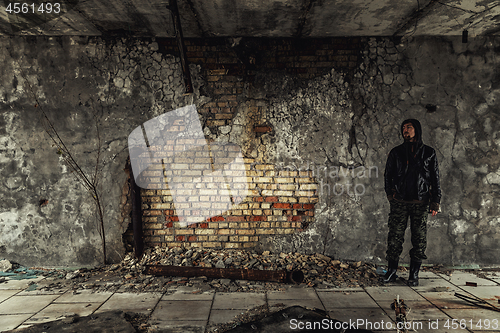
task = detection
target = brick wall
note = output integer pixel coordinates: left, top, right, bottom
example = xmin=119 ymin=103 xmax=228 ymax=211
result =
xmin=138 ymin=37 xmax=362 ymax=249
xmin=140 ymin=143 xmax=318 ymax=249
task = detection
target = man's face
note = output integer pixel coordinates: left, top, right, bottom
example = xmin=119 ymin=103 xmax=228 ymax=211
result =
xmin=402 ymin=123 xmax=416 ymax=141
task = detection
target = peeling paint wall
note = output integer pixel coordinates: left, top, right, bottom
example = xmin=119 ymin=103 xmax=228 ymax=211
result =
xmin=0 ymin=36 xmax=499 ymax=267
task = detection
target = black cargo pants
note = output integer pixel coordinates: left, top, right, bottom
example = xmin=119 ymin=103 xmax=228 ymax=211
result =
xmin=386 ymin=200 xmax=429 ymax=262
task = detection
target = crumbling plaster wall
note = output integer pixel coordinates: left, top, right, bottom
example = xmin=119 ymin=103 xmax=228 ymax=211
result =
xmin=258 ymin=36 xmax=500 ymax=266
xmin=0 ymin=35 xmax=498 ymax=267
xmin=0 ymin=37 xmax=203 ymax=266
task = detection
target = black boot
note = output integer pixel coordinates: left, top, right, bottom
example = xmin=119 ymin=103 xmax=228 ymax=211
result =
xmin=380 ymin=259 xmax=398 ymax=283
xmin=408 ymin=260 xmax=421 ymax=286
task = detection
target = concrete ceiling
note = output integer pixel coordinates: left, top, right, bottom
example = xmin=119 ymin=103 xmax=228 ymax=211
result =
xmin=0 ymin=0 xmax=499 ymax=37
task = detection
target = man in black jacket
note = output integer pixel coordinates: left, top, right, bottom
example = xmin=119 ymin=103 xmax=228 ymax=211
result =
xmin=381 ymin=119 xmax=441 ymax=286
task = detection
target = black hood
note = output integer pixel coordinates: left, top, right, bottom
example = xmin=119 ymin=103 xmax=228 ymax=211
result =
xmin=401 ymin=118 xmax=423 ymax=144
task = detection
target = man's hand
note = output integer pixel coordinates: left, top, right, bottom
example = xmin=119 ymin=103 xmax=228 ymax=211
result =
xmin=429 ymin=202 xmax=440 ymax=216
xmin=387 ymin=191 xmax=396 ymax=202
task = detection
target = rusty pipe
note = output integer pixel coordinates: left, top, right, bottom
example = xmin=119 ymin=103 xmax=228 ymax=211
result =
xmin=168 ymin=0 xmax=193 ymax=94
xmin=144 ymin=265 xmax=304 ymax=284
xmin=129 ymin=158 xmax=144 ymax=260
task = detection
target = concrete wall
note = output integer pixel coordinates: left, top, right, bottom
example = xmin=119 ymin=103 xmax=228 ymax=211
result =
xmin=262 ymin=37 xmax=500 ymax=267
xmin=0 ymin=36 xmax=498 ymax=267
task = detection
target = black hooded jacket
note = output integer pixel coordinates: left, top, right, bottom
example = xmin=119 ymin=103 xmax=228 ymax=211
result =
xmin=384 ymin=119 xmax=441 ymax=204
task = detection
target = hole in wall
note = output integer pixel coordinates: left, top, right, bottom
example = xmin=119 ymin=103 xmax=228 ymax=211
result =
xmin=425 ymin=104 xmax=437 ymax=113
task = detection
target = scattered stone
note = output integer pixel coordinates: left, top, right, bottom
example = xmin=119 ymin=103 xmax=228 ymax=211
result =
xmin=353 ymin=261 xmax=362 ymax=268
xmin=246 ymin=258 xmax=258 ymax=268
xmin=184 ymin=249 xmax=193 ymax=258
xmin=215 ymin=260 xmax=225 ymax=269
xmin=107 ymin=264 xmax=120 ymax=271
xmin=314 ymin=253 xmax=331 ymax=262
xmin=220 ymin=278 xmax=231 ymax=285
xmin=65 ymin=270 xmax=80 ymax=280
xmin=0 ymin=259 xmax=13 ymax=272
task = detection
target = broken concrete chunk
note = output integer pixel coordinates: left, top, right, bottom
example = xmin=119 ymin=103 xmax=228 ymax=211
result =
xmin=215 ymin=260 xmax=225 ymax=269
xmin=352 ymin=261 xmax=362 ymax=268
xmin=0 ymin=259 xmax=13 ymax=272
xmin=66 ymin=270 xmax=80 ymax=280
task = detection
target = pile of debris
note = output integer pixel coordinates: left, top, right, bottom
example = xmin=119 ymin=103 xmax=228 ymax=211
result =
xmin=136 ymin=247 xmax=381 ymax=288
xmin=71 ymin=247 xmax=381 ymax=293
xmin=2 ymin=248 xmax=393 ymax=295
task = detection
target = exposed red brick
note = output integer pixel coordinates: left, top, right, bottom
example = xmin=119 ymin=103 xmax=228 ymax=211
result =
xmin=210 ymin=216 xmax=225 ymax=222
xmin=166 ymin=216 xmax=180 ymax=222
xmin=188 ymin=235 xmax=197 ymax=242
xmin=165 ymin=222 xmax=173 ymax=228
xmin=303 ymin=204 xmax=315 ymax=209
xmin=176 ymin=235 xmax=185 ymax=242
xmin=265 ymin=196 xmax=278 ymax=202
xmin=200 ymin=223 xmax=208 ymax=229
xmin=273 ymin=203 xmax=291 ymax=209
xmin=251 ymin=216 xmax=265 ymax=222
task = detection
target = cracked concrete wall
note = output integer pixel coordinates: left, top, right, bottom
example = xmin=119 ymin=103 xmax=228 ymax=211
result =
xmin=257 ymin=36 xmax=500 ymax=267
xmin=0 ymin=36 xmax=204 ymax=267
xmin=1 ymin=35 xmax=499 ymax=267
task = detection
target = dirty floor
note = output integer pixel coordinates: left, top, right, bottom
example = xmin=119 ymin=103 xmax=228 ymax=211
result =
xmin=1 ymin=269 xmax=500 ymax=332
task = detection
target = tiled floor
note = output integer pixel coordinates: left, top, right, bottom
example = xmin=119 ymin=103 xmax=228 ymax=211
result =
xmin=1 ymin=269 xmax=500 ymax=332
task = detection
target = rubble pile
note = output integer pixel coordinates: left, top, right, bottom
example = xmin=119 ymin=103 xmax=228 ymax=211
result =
xmin=136 ymin=247 xmax=381 ymax=288
xmin=2 ymin=248 xmax=385 ymax=294
xmin=102 ymin=247 xmax=382 ymax=293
